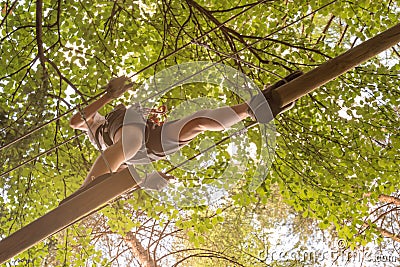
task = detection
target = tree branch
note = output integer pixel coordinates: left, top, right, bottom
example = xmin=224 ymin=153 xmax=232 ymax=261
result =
xmin=0 ymin=0 xmax=18 ymax=29
xmin=36 ymin=0 xmax=47 ymax=71
xmin=46 ymin=59 xmax=88 ymax=103
xmin=376 ymin=227 xmax=400 ymax=243
xmin=186 ymin=0 xmax=239 ymax=62
xmin=379 ymin=194 xmax=400 ymax=206
xmin=209 ymin=1 xmax=265 ymax=13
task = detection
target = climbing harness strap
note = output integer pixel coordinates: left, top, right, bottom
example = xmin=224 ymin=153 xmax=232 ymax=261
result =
xmin=77 ymin=104 xmax=114 ymax=176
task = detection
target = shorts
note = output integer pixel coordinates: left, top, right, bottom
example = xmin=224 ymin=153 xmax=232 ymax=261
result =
xmin=102 ymin=105 xmax=193 ymax=165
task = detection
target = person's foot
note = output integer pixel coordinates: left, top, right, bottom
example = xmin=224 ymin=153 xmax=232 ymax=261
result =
xmin=247 ymin=70 xmax=303 ymax=123
xmin=139 ymin=171 xmax=172 ymax=191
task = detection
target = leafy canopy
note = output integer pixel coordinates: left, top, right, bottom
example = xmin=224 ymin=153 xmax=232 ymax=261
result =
xmin=0 ymin=0 xmax=399 ymax=265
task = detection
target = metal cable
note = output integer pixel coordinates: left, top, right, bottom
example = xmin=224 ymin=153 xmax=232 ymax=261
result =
xmin=0 ymin=133 xmax=84 ymax=178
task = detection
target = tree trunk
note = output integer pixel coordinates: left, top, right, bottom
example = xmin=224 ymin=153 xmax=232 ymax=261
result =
xmin=124 ymin=231 xmax=156 ymax=267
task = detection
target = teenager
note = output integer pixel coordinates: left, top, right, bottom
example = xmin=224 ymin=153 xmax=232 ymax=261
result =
xmin=68 ymin=71 xmax=302 ymax=193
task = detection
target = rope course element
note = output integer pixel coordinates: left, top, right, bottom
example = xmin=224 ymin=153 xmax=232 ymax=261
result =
xmin=0 ymin=0 xmax=339 ymax=218
xmin=0 ymin=133 xmax=84 ymax=178
xmin=0 ymin=0 xmax=286 ymax=180
xmin=51 ymin=123 xmax=259 ymax=239
xmin=2 ymin=0 xmax=327 ymax=226
xmin=51 ymin=122 xmax=259 ymax=240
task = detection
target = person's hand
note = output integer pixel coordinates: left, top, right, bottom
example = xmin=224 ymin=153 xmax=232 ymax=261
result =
xmin=102 ymin=76 xmax=136 ymax=99
xmin=140 ymin=172 xmax=173 ymax=191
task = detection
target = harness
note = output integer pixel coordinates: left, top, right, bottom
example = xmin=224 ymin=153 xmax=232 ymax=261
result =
xmin=95 ymin=104 xmax=125 ymax=147
xmin=93 ymin=104 xmax=167 ymax=159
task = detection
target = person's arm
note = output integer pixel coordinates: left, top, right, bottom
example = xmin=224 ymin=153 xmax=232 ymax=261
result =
xmin=69 ymin=94 xmax=112 ymax=130
xmin=69 ymin=76 xmax=133 ymax=130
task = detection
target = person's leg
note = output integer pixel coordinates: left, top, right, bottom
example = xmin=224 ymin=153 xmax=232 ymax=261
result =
xmin=82 ymin=125 xmax=143 ymax=187
xmin=164 ymin=103 xmax=249 ymax=143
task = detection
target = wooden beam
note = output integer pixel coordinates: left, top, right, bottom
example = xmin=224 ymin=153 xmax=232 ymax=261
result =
xmin=0 ymin=168 xmax=137 ymax=264
xmin=273 ymin=23 xmax=400 ymax=107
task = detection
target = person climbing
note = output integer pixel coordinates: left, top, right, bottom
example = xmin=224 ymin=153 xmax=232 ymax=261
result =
xmin=65 ymin=71 xmax=303 ymax=201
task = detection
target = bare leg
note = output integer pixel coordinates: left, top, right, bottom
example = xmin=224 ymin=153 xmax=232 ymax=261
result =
xmin=172 ymin=103 xmax=249 ymax=142
xmin=82 ymin=125 xmax=143 ymax=187
xmin=82 ymin=103 xmax=248 ymax=187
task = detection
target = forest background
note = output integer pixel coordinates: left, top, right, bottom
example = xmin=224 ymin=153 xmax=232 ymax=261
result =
xmin=0 ymin=0 xmax=399 ymax=266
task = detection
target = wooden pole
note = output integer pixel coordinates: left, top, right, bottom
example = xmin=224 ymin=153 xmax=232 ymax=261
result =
xmin=0 ymin=168 xmax=137 ymax=264
xmin=273 ymin=23 xmax=400 ymax=107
